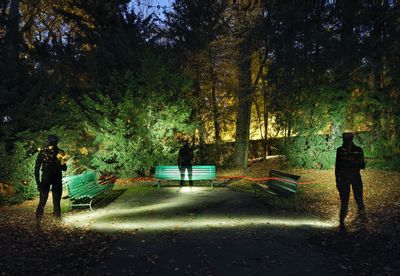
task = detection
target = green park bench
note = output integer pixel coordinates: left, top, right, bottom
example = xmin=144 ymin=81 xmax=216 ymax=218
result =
xmin=62 ymin=171 xmax=116 ymax=210
xmin=252 ymin=170 xmax=300 ymax=207
xmin=155 ymin=165 xmax=216 ymax=189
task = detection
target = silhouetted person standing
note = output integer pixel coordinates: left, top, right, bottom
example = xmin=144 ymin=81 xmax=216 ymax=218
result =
xmin=178 ymin=140 xmax=194 ymax=187
xmin=335 ymin=132 xmax=366 ymax=232
xmin=35 ymin=135 xmax=67 ymax=229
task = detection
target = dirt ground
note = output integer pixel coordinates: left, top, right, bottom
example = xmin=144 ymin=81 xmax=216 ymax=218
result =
xmin=65 ymin=186 xmax=340 ymax=275
xmin=1 ymin=161 xmax=399 ymax=275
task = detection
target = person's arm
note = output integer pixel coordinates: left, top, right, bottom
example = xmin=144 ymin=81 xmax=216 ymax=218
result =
xmin=349 ymin=146 xmax=365 ymax=170
xmin=189 ymin=148 xmax=194 ymax=164
xmin=58 ymin=150 xmax=67 ymax=171
xmin=335 ymin=148 xmax=341 ymax=180
xmin=177 ymin=149 xmax=182 ymax=168
xmin=34 ymin=151 xmax=43 ymax=188
xmin=358 ymin=148 xmax=366 ymax=170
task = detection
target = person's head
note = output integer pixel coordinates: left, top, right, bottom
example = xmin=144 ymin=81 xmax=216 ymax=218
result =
xmin=342 ymin=132 xmax=354 ymax=146
xmin=47 ymin=135 xmax=59 ymax=147
xmin=182 ymin=139 xmax=189 ymax=147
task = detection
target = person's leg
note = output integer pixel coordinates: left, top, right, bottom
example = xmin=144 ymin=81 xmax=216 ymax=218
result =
xmin=179 ymin=167 xmax=185 ymax=187
xmin=188 ymin=165 xmax=193 ymax=187
xmin=52 ymin=181 xmax=63 ymax=218
xmin=337 ymin=179 xmax=350 ymax=226
xmin=351 ymin=174 xmax=366 ymax=221
xmin=36 ymin=182 xmax=50 ymax=228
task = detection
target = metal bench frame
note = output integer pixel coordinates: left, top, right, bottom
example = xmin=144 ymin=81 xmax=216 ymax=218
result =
xmin=62 ymin=171 xmax=115 ymax=211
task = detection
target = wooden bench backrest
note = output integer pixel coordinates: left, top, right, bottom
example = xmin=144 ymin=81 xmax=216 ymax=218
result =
xmin=155 ymin=165 xmax=216 ymax=181
xmin=267 ymin=170 xmax=300 ymax=196
xmin=63 ymin=171 xmax=97 ymax=196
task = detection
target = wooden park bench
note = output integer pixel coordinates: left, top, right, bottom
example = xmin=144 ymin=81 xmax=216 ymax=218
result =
xmin=252 ymin=170 xmax=300 ymax=207
xmin=62 ymin=171 xmax=116 ymax=210
xmin=155 ymin=165 xmax=216 ymax=189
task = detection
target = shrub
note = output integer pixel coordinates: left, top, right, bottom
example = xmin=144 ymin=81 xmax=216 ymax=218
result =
xmin=83 ymin=61 xmax=196 ymax=177
xmin=84 ymin=91 xmax=194 ymax=177
xmin=283 ymin=134 xmax=340 ymax=169
xmin=0 ymin=142 xmax=37 ymax=204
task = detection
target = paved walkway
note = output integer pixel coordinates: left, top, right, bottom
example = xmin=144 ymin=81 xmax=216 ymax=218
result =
xmin=63 ymin=187 xmax=342 ymax=275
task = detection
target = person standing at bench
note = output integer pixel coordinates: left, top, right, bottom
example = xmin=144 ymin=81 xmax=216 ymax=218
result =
xmin=178 ymin=140 xmax=194 ymax=187
xmin=335 ymin=132 xmax=366 ymax=232
xmin=34 ymin=135 xmax=67 ymax=229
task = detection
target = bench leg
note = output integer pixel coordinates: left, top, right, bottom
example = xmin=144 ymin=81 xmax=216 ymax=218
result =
xmin=67 ymin=199 xmax=72 ymax=212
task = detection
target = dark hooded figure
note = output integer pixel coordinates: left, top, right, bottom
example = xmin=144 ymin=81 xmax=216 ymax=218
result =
xmin=178 ymin=140 xmax=194 ymax=187
xmin=335 ymin=132 xmax=366 ymax=232
xmin=34 ymin=135 xmax=67 ymax=229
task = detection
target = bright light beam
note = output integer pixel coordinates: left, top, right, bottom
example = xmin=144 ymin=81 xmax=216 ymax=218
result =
xmin=62 ymin=194 xmax=195 ymax=223
xmin=62 ymin=186 xmax=336 ymax=232
xmin=64 ymin=214 xmax=336 ymax=232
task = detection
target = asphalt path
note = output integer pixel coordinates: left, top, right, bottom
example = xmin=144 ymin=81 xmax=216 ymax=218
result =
xmin=63 ymin=186 xmax=343 ymax=275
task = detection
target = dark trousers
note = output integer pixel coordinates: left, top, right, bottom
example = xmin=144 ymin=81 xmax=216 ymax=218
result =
xmin=179 ymin=165 xmax=193 ymax=187
xmin=336 ymin=173 xmax=365 ymax=223
xmin=36 ymin=180 xmax=63 ymax=223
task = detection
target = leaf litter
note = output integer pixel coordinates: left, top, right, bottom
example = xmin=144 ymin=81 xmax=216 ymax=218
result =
xmin=1 ymin=159 xmax=399 ymax=275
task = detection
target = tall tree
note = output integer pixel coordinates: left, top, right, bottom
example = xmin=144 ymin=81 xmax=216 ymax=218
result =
xmin=227 ymin=1 xmax=263 ymax=168
xmin=165 ymin=0 xmax=224 ymax=161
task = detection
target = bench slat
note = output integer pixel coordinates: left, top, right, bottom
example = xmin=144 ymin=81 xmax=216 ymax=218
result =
xmin=252 ymin=170 xmax=300 ymax=208
xmin=155 ymin=165 xmax=216 ymax=188
xmin=155 ymin=165 xmax=216 ymax=181
xmin=62 ymin=171 xmax=115 ymax=210
xmin=69 ymin=184 xmax=113 ymax=200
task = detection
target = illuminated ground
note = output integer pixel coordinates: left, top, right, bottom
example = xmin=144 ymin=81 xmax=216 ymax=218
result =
xmin=63 ymin=186 xmax=342 ymax=275
xmin=63 ymin=186 xmax=335 ymax=231
xmin=2 ymin=166 xmax=398 ymax=274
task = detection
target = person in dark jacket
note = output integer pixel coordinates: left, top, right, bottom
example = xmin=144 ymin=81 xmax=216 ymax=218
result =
xmin=34 ymin=135 xmax=67 ymax=229
xmin=178 ymin=140 xmax=194 ymax=187
xmin=335 ymin=132 xmax=366 ymax=232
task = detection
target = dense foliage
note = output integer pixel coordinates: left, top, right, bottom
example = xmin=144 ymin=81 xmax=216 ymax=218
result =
xmin=261 ymin=1 xmax=400 ymax=169
xmin=1 ymin=1 xmax=400 ymax=201
xmin=82 ymin=61 xmax=194 ymax=177
xmin=0 ymin=1 xmax=196 ymax=202
xmin=0 ymin=142 xmax=36 ymax=203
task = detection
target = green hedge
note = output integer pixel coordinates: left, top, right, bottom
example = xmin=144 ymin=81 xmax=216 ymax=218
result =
xmin=280 ymin=131 xmax=400 ymax=171
xmin=0 ymin=142 xmax=37 ymax=204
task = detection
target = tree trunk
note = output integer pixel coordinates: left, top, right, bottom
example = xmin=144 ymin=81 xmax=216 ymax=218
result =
xmin=369 ymin=1 xmax=386 ymax=140
xmin=192 ymin=56 xmax=205 ymax=163
xmin=314 ymin=0 xmax=324 ymax=82
xmin=209 ymin=48 xmax=221 ymax=143
xmin=232 ymin=41 xmax=252 ymax=168
xmin=1 ymin=1 xmax=8 ymax=19
xmin=1 ymin=0 xmax=21 ymax=112
xmin=4 ymin=0 xmax=20 ymax=61
xmin=338 ymin=0 xmax=357 ymax=87
xmin=211 ymin=85 xmax=221 ymax=143
xmin=254 ymin=95 xmax=264 ymax=143
xmin=262 ymin=79 xmax=269 ymax=158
